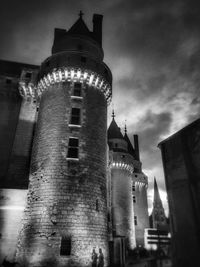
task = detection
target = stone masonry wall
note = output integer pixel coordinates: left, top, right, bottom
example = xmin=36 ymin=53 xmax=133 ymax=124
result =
xmin=133 ymin=182 xmax=149 ymax=246
xmin=16 ymin=81 xmax=108 ymax=267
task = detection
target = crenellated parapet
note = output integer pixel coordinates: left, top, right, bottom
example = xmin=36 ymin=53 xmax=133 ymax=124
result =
xmin=109 ymin=151 xmax=138 ymax=175
xmin=19 ymin=67 xmax=112 ymax=103
xmin=37 ymin=67 xmax=112 ymax=103
xmin=132 ymin=172 xmax=148 ymax=188
xmin=18 ymin=69 xmax=38 ymax=101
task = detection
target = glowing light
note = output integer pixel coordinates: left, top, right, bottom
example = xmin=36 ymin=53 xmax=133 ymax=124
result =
xmin=35 ymin=67 xmax=111 ymax=103
xmin=71 ymin=69 xmax=74 ymax=79
xmin=77 ymin=70 xmax=81 ymax=79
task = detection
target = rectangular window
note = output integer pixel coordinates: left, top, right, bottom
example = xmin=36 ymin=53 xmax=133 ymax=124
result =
xmin=25 ymin=72 xmax=32 ymax=79
xmin=73 ymin=82 xmax=82 ymax=97
xmin=67 ymin=138 xmax=79 ymax=159
xmin=132 ymin=184 xmax=135 ymax=191
xmin=134 ymin=216 xmax=137 ymax=226
xmin=133 ymin=195 xmax=136 ymax=203
xmin=60 ymin=237 xmax=71 ymax=256
xmin=81 ymin=56 xmax=86 ymax=63
xmin=6 ymin=78 xmax=12 ymax=84
xmin=70 ymin=108 xmax=81 ymax=125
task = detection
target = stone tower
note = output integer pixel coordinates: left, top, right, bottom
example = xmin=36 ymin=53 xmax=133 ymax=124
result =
xmin=16 ymin=13 xmax=112 ymax=267
xmin=107 ymin=115 xmax=149 ymax=260
xmin=108 ymin=115 xmax=136 ymax=251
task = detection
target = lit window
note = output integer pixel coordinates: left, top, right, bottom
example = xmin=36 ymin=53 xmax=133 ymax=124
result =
xmin=73 ymin=83 xmax=82 ymax=97
xmin=134 ymin=216 xmax=137 ymax=226
xmin=60 ymin=237 xmax=71 ymax=256
xmin=70 ymin=108 xmax=81 ymax=125
xmin=67 ymin=138 xmax=79 ymax=159
xmin=132 ymin=185 xmax=135 ymax=192
xmin=133 ymin=195 xmax=136 ymax=203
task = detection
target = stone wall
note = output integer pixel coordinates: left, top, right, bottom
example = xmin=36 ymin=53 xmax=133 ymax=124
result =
xmin=0 ymin=76 xmax=21 ymax=187
xmin=133 ymin=178 xmax=149 ymax=246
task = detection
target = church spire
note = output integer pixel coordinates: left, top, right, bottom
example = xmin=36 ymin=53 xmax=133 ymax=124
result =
xmin=153 ymin=177 xmax=162 ymax=204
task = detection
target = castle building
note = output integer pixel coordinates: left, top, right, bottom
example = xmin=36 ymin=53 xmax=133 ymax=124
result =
xmin=0 ymin=13 xmax=149 ymax=267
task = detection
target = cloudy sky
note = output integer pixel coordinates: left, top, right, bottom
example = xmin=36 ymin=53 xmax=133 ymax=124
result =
xmin=1 ymin=0 xmax=200 ymax=215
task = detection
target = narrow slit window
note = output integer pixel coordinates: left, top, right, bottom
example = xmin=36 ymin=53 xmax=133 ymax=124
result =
xmin=67 ymin=138 xmax=79 ymax=159
xmin=134 ymin=216 xmax=137 ymax=226
xmin=73 ymin=82 xmax=82 ymax=97
xmin=96 ymin=199 xmax=99 ymax=212
xmin=60 ymin=237 xmax=71 ymax=256
xmin=70 ymin=108 xmax=81 ymax=125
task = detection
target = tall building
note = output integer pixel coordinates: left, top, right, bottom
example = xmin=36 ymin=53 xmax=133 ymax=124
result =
xmin=159 ymin=118 xmax=200 ymax=267
xmin=0 ymin=13 xmax=149 ymax=267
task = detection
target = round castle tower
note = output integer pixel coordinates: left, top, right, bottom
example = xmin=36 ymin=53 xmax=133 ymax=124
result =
xmin=16 ymin=13 xmax=112 ymax=267
xmin=108 ymin=115 xmax=136 ymax=250
xmin=107 ymin=115 xmax=149 ymax=255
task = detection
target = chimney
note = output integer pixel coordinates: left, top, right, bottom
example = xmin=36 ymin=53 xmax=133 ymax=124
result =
xmin=134 ymin=134 xmax=140 ymax=161
xmin=93 ymin=14 xmax=103 ymax=46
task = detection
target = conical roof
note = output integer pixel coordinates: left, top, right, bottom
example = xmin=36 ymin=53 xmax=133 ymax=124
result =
xmin=68 ymin=16 xmax=91 ymax=37
xmin=108 ymin=118 xmax=124 ymax=140
xmin=124 ymin=133 xmax=136 ymax=158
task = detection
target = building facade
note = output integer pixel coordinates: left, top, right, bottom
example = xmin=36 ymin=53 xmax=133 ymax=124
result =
xmin=0 ymin=13 xmax=149 ymax=267
xmin=159 ymin=118 xmax=200 ymax=267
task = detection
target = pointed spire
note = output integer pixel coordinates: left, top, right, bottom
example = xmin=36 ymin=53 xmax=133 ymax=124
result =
xmin=153 ymin=177 xmax=161 ymax=204
xmin=124 ymin=120 xmax=127 ymax=134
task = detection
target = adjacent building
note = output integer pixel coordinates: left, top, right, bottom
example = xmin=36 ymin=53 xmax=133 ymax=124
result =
xmin=159 ymin=118 xmax=200 ymax=267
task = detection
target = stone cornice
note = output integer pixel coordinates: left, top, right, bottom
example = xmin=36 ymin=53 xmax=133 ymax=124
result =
xmin=19 ymin=67 xmax=112 ymax=104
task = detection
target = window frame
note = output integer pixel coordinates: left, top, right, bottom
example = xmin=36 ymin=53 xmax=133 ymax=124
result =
xmin=67 ymin=137 xmax=79 ymax=160
xmin=69 ymin=108 xmax=81 ymax=126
